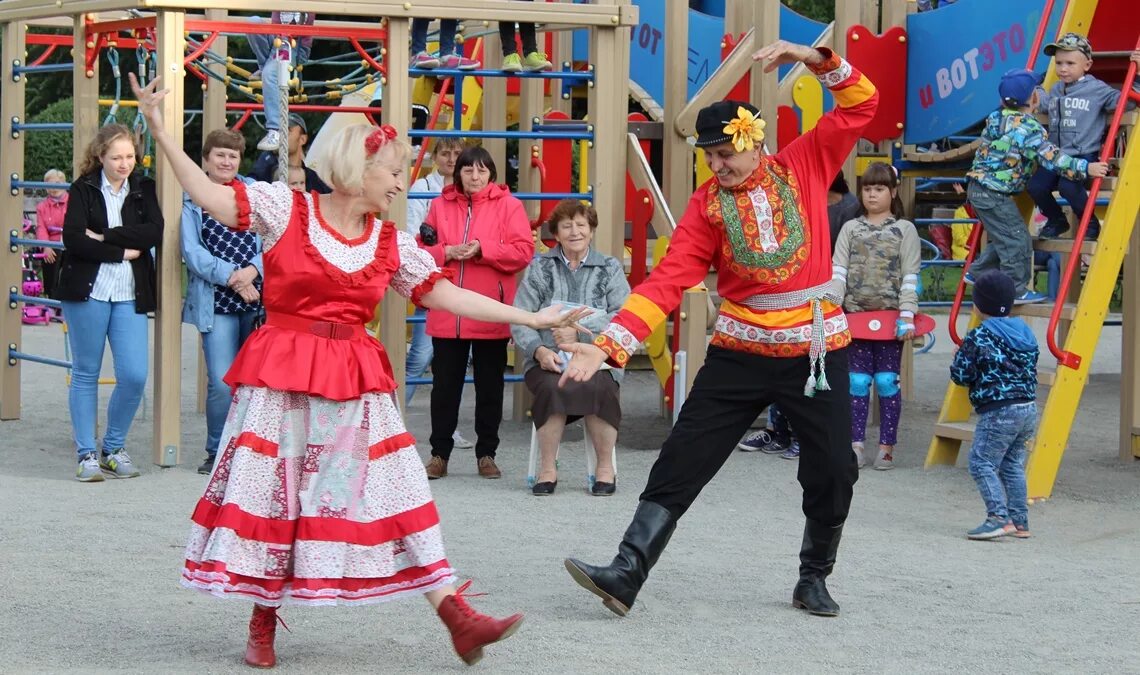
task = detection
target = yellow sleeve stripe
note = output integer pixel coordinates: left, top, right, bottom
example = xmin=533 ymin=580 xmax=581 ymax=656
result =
xmin=832 ymin=74 xmax=876 ymax=109
xmin=624 ymin=293 xmax=668 ymax=331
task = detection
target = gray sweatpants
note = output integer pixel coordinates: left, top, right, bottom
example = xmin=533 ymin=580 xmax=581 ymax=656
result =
xmin=966 ymin=181 xmax=1032 ymax=295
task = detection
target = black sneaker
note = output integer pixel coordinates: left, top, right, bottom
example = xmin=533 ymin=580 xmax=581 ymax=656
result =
xmin=1038 ymin=221 xmax=1070 ymax=239
xmin=197 ymin=455 xmax=216 ymax=475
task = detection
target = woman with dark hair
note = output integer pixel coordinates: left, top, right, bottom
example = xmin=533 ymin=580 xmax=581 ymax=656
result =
xmin=56 ymin=123 xmax=163 ymax=482
xmin=418 ymin=146 xmax=535 ymax=479
xmin=512 ymin=200 xmax=630 ymax=496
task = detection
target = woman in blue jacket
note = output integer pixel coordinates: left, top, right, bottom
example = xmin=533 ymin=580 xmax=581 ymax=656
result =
xmin=181 ymin=129 xmax=263 ymax=474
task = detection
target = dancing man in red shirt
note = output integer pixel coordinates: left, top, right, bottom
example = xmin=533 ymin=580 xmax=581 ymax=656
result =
xmin=560 ymin=41 xmax=879 ymax=618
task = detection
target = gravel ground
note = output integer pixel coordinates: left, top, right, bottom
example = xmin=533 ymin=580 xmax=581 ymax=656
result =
xmin=1 ymin=316 xmax=1137 ymax=674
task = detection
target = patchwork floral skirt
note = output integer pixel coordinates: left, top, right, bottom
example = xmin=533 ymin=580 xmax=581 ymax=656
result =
xmin=181 ymin=386 xmax=455 ymax=606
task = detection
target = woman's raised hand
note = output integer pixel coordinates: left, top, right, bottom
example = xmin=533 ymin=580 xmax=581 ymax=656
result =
xmin=128 ymin=73 xmax=169 ymax=132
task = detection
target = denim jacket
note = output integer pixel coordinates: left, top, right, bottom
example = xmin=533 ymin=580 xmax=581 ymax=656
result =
xmin=180 ymin=175 xmax=263 ymax=332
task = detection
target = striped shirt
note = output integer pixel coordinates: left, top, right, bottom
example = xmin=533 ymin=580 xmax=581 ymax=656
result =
xmin=89 ymin=172 xmax=136 ymax=302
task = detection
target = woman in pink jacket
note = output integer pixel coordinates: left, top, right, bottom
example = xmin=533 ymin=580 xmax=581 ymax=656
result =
xmin=418 ymin=146 xmax=535 ymax=480
xmin=35 ymin=168 xmax=69 ymax=304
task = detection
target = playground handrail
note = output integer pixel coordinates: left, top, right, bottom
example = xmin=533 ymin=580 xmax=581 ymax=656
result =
xmin=1046 ymin=31 xmax=1140 ymax=369
xmin=947 ymin=0 xmax=1064 ymax=346
xmin=674 ymin=27 xmax=756 ymax=137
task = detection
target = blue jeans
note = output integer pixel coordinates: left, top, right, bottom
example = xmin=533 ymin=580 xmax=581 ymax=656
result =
xmin=967 ymin=181 xmax=1033 ymax=295
xmin=967 ymin=402 xmax=1036 ymax=527
xmin=62 ymin=299 xmax=149 ymax=458
xmin=201 ymin=311 xmax=260 ymax=458
xmin=405 ymin=307 xmax=433 ymax=406
xmin=1033 ymin=251 xmax=1062 ymax=300
xmin=1028 ymin=152 xmax=1100 ymax=235
xmin=248 ymin=19 xmax=313 ymax=132
xmin=411 ymin=18 xmax=457 ymax=56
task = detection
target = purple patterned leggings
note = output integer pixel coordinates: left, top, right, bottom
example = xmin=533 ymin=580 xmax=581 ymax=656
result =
xmin=849 ymin=339 xmax=902 ymax=446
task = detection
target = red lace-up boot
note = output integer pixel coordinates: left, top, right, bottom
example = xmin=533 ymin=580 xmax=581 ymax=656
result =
xmin=436 ymin=582 xmax=524 ymax=665
xmin=244 ymin=604 xmax=284 ymax=668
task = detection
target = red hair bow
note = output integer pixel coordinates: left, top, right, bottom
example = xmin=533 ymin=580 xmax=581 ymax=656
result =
xmin=365 ymin=125 xmax=399 ymax=156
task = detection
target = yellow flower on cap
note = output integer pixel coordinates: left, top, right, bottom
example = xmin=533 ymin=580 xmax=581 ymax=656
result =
xmin=723 ymin=106 xmax=766 ymax=152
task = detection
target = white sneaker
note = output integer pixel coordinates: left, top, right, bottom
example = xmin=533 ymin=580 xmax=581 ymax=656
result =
xmin=452 ymin=432 xmax=474 ymax=449
xmin=852 ymin=444 xmax=866 ymax=469
xmin=875 ymin=448 xmax=895 ymax=471
xmin=257 ymin=129 xmax=282 ymax=152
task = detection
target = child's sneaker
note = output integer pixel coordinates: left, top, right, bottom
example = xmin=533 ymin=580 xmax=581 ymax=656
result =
xmin=256 ymin=129 xmax=282 ymax=152
xmin=440 ymin=53 xmax=480 ymax=70
xmin=1014 ymin=291 xmax=1048 ymax=304
xmin=966 ymin=516 xmax=1015 ymax=540
xmin=737 ymin=429 xmax=773 ymax=452
xmin=410 ymin=51 xmax=441 ymax=69
xmin=501 ymin=53 xmax=523 ymax=72
xmin=852 ymin=443 xmax=866 ymax=468
xmin=780 ymin=439 xmax=801 ymax=460
xmin=1037 ymin=221 xmax=1069 ymax=239
xmin=522 ymin=51 xmax=553 ymax=72
xmin=1012 ymin=523 xmax=1031 ymax=539
xmin=76 ymin=453 xmax=105 ymax=482
xmin=874 ymin=448 xmax=894 ymax=471
xmin=100 ymin=449 xmax=141 ymax=479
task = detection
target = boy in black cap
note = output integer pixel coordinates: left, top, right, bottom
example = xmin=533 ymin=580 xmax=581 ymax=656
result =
xmin=965 ymin=68 xmax=1108 ymax=303
xmin=250 ymin=113 xmax=331 ymax=193
xmin=1030 ymin=34 xmax=1140 ymax=240
xmin=950 ymin=270 xmax=1039 ymax=540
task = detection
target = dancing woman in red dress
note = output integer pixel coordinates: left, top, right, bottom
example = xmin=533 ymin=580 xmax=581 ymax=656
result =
xmin=132 ymin=74 xmax=588 ymax=668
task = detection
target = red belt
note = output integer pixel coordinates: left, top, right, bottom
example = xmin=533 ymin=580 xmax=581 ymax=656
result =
xmin=266 ymin=312 xmax=366 ymax=340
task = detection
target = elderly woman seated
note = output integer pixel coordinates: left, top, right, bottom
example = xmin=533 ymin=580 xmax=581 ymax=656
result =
xmin=512 ymin=199 xmax=631 ymax=496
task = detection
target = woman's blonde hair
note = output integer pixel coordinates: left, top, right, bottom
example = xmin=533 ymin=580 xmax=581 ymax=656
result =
xmin=43 ymin=168 xmax=67 ymax=182
xmin=78 ymin=124 xmax=140 ymax=176
xmin=323 ymin=124 xmax=412 ymax=193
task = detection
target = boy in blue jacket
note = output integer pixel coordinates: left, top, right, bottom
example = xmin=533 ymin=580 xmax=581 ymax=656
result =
xmin=951 ymin=271 xmax=1039 ymax=540
xmin=1030 ymin=33 xmax=1140 ymax=240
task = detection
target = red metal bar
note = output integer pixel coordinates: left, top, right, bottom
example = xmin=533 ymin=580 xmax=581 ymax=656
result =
xmin=184 ymin=32 xmax=220 ymax=66
xmin=948 ymin=203 xmax=983 ymax=346
xmin=29 ymin=44 xmax=57 ymax=67
xmin=231 ymin=109 xmax=253 ymax=131
xmin=1046 ymin=32 xmax=1140 ymax=369
xmin=84 ymin=33 xmax=108 ymax=73
xmin=25 ymin=33 xmax=73 ymax=47
xmin=1024 ymin=0 xmax=1059 ymax=70
xmin=86 ymin=17 xmax=155 ymax=34
xmin=349 ymin=38 xmax=386 ymax=76
xmin=530 ymin=156 xmax=548 ymax=184
xmin=226 ymin=102 xmax=388 ymax=115
xmin=185 ymin=19 xmax=388 ymax=41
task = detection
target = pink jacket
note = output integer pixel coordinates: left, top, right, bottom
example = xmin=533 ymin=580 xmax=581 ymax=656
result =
xmin=420 ymin=183 xmax=534 ymax=339
xmin=35 ymin=193 xmax=68 ymax=241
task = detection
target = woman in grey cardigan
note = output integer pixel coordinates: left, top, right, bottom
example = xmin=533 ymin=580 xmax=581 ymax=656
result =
xmin=512 ymin=200 xmax=630 ymax=496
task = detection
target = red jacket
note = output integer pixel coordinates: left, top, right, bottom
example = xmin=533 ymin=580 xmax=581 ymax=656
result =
xmin=420 ymin=183 xmax=535 ymax=339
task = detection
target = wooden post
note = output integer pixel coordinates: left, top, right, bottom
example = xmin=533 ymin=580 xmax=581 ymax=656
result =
xmin=753 ymin=0 xmax=780 ymax=152
xmin=0 ymin=21 xmax=27 ymax=420
xmin=587 ymin=2 xmax=629 ymax=258
xmin=382 ymin=16 xmax=412 ymax=413
xmin=551 ymin=10 xmax=574 ymax=117
xmin=74 ymin=15 xmax=99 ymax=180
xmin=481 ymin=31 xmax=507 ymax=176
xmin=679 ymin=289 xmax=708 ymax=392
xmin=152 ymin=10 xmax=186 ymax=467
xmin=198 ymin=8 xmax=230 ymax=415
xmin=1123 ymin=223 xmax=1140 ymax=460
xmin=662 ymin=0 xmax=691 ymax=215
xmin=834 ymin=0 xmax=862 ymax=184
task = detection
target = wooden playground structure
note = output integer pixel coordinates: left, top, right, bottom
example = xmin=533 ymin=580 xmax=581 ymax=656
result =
xmin=1 ymin=0 xmax=1138 ymax=501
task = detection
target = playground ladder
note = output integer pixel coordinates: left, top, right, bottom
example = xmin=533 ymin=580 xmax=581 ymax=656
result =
xmin=925 ymin=94 xmax=1140 ymax=499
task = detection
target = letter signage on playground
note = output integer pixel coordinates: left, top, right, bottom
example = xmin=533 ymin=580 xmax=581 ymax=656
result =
xmin=905 ymin=0 xmax=1062 ymax=144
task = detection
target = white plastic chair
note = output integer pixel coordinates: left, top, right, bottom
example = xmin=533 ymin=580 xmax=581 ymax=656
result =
xmin=526 ymin=422 xmax=617 ymax=489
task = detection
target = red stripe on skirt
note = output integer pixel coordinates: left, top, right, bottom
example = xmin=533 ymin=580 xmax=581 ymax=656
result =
xmin=183 ymin=559 xmax=453 ymax=600
xmin=233 ymin=430 xmax=417 ymax=461
xmin=190 ymin=499 xmax=442 ymax=546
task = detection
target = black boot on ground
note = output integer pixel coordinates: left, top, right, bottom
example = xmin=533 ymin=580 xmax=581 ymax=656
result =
xmin=564 ymin=500 xmax=676 ymax=617
xmin=791 ymin=519 xmax=844 ymax=617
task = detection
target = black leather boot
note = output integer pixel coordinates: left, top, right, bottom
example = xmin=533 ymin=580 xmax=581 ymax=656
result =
xmin=564 ymin=501 xmax=676 ymax=616
xmin=791 ymin=519 xmax=844 ymax=617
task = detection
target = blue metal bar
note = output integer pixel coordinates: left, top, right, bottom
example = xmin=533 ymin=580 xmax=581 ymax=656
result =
xmin=407 ymin=374 xmax=526 ymax=386
xmin=915 ymin=332 xmax=936 ymax=354
xmin=12 ymin=180 xmax=72 ymax=191
xmin=13 ymin=62 xmax=74 ymax=75
xmin=10 ymin=293 xmax=62 ymax=309
xmin=409 ymin=67 xmax=594 ymax=81
xmin=1056 ymin=197 xmax=1109 ymax=207
xmin=407 ymin=129 xmax=593 ymax=140
xmin=406 ymin=314 xmax=425 ymax=324
xmin=10 ymin=236 xmax=65 ymax=250
xmin=8 ymin=348 xmax=71 ymax=369
xmin=407 ymin=191 xmax=591 ymax=201
xmin=532 ymin=123 xmax=590 ymax=132
xmin=11 ymin=122 xmax=75 ymax=132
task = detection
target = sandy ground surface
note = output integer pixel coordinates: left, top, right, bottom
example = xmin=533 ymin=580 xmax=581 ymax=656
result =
xmin=2 ymin=316 xmax=1138 ymax=674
